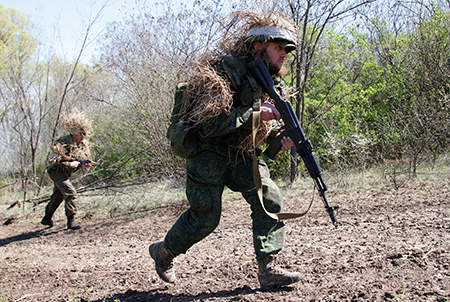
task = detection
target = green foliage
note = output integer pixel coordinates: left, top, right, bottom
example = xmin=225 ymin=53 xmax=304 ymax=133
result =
xmin=365 ymin=9 xmax=450 ymax=173
xmin=91 ymin=109 xmax=143 ymax=179
xmin=0 ymin=4 xmax=40 ymax=176
xmin=91 ymin=102 xmax=183 ymax=181
xmin=301 ymin=27 xmax=382 ymax=170
xmin=0 ymin=4 xmax=37 ymax=71
xmin=265 ymin=149 xmax=292 ymax=179
xmin=291 ymin=9 xmax=450 ymax=175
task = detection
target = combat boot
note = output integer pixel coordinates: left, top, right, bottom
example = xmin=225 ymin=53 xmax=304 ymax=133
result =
xmin=40 ymin=215 xmax=54 ymax=228
xmin=257 ymin=254 xmax=302 ymax=288
xmin=67 ymin=215 xmax=81 ymax=230
xmin=149 ymin=241 xmax=177 ymax=283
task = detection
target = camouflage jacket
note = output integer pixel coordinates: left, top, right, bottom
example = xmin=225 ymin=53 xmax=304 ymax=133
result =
xmin=48 ymin=134 xmax=91 ymax=175
xmin=198 ymin=54 xmax=287 ymax=148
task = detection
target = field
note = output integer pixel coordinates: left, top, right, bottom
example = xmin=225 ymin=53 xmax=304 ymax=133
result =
xmin=1 ymin=164 xmax=449 ymax=302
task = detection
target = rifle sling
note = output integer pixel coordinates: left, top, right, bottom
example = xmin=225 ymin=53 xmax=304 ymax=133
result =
xmin=252 ymin=100 xmax=311 ymax=220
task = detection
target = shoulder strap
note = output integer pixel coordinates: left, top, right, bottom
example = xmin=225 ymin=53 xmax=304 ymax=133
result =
xmin=252 ymin=100 xmax=312 ymax=220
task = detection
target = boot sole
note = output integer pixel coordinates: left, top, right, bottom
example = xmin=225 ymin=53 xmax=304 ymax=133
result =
xmin=67 ymin=226 xmax=81 ymax=230
xmin=258 ymin=275 xmax=302 ymax=288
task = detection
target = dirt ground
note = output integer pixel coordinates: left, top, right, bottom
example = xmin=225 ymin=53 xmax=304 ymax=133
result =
xmin=1 ymin=176 xmax=449 ymax=302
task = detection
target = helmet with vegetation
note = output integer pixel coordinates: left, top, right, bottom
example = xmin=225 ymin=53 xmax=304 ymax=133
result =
xmin=60 ymin=109 xmax=93 ymax=137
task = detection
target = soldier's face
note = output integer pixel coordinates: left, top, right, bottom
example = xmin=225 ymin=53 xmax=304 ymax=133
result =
xmin=253 ymin=41 xmax=288 ymax=75
xmin=72 ymin=133 xmax=85 ymax=144
xmin=265 ymin=42 xmax=288 ymax=75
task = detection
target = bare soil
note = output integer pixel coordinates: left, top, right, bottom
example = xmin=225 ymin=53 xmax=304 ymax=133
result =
xmin=1 ymin=176 xmax=449 ymax=302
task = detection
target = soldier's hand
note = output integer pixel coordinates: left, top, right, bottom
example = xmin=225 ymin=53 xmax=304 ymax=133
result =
xmin=69 ymin=161 xmax=80 ymax=169
xmin=260 ymin=103 xmax=281 ymax=121
xmin=277 ymin=129 xmax=295 ymax=152
xmin=281 ymin=136 xmax=294 ymax=152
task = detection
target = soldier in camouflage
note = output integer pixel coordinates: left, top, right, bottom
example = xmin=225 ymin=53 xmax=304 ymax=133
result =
xmin=150 ymin=11 xmax=302 ymax=288
xmin=41 ymin=110 xmax=93 ymax=230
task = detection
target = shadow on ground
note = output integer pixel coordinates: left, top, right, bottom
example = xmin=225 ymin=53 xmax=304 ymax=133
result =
xmin=0 ymin=227 xmax=61 ymax=247
xmin=90 ymin=285 xmax=294 ymax=302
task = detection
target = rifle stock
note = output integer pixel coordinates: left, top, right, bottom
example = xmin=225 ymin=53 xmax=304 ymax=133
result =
xmin=247 ymin=57 xmax=339 ymax=227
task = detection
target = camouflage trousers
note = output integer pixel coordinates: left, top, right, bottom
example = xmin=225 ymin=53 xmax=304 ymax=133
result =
xmin=164 ymin=146 xmax=285 ymax=260
xmin=45 ymin=168 xmax=77 ymax=218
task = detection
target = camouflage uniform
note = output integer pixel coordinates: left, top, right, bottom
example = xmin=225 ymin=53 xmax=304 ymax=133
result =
xmin=44 ymin=134 xmax=91 ymax=219
xmin=164 ymin=54 xmax=287 ymax=260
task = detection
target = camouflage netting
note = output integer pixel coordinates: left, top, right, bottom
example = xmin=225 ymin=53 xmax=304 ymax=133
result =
xmin=49 ymin=139 xmax=92 ymax=165
xmin=238 ymin=119 xmax=278 ymax=153
xmin=49 ymin=136 xmax=92 ymax=167
xmin=50 ymin=143 xmax=67 ymax=159
xmin=179 ymin=62 xmax=233 ymax=125
xmin=60 ymin=109 xmax=93 ymax=137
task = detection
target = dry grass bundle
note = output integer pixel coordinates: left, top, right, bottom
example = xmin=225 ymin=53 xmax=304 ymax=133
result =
xmin=179 ymin=61 xmax=233 ymax=126
xmin=236 ymin=93 xmax=281 ymax=152
xmin=179 ymin=10 xmax=297 ymax=152
xmin=237 ymin=118 xmax=277 ymax=153
xmin=71 ymin=142 xmax=92 ymax=159
xmin=60 ymin=109 xmax=93 ymax=137
xmin=198 ymin=10 xmax=297 ymax=65
xmin=49 ymin=143 xmax=66 ymax=164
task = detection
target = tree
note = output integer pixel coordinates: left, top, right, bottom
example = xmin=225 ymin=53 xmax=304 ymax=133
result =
xmin=280 ymin=0 xmax=376 ymax=180
xmin=371 ymin=7 xmax=450 ymax=174
xmin=0 ymin=4 xmax=39 ymax=179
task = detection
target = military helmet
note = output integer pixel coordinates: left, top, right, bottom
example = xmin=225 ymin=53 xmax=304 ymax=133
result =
xmin=244 ymin=15 xmax=297 ymax=53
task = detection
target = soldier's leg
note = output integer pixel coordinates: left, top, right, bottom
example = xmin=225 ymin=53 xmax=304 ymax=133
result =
xmin=150 ymin=150 xmax=227 ymax=283
xmin=45 ymin=185 xmax=64 ymax=218
xmin=163 ymin=150 xmax=227 ymax=255
xmin=50 ymin=172 xmax=79 ymax=229
xmin=42 ymin=171 xmax=68 ymax=227
xmin=52 ymin=177 xmax=77 ymax=217
xmin=228 ymin=157 xmax=301 ymax=288
xmin=228 ymin=157 xmax=285 ymax=259
xmin=41 ymin=185 xmax=64 ymax=227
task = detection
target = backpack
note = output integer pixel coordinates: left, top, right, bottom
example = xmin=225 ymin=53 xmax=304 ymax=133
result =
xmin=166 ymin=83 xmax=198 ymax=159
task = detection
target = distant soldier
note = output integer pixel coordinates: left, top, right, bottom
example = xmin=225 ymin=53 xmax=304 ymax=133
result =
xmin=149 ymin=11 xmax=301 ymax=288
xmin=41 ymin=110 xmax=95 ymax=230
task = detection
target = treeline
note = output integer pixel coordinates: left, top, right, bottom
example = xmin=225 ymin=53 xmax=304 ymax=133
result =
xmin=1 ymin=0 xmax=449 ymax=193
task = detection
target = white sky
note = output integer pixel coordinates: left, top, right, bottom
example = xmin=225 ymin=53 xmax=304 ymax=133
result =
xmin=0 ymin=0 xmax=179 ymax=63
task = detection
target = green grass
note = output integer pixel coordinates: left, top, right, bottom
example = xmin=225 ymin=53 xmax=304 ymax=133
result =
xmin=0 ymin=179 xmax=187 ymax=221
xmin=1 ymin=155 xmax=450 ymax=222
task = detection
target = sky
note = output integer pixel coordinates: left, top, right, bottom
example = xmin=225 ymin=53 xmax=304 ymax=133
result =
xmin=0 ymin=0 xmax=157 ymax=63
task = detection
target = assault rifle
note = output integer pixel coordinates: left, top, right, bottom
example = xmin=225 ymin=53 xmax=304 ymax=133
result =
xmin=247 ymin=57 xmax=339 ymax=227
xmin=61 ymin=154 xmax=104 ymax=174
xmin=60 ymin=155 xmax=100 ymax=167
